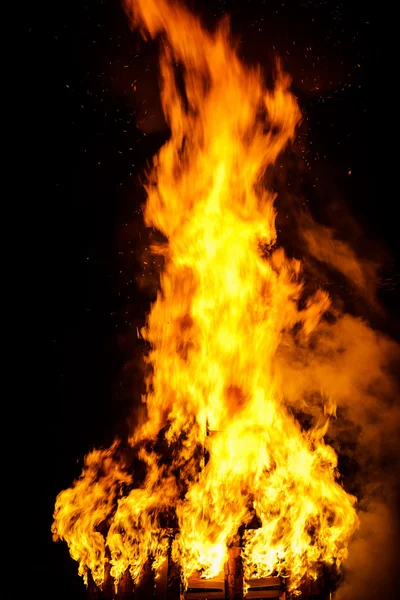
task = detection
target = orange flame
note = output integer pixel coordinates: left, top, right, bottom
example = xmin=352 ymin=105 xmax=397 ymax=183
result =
xmin=52 ymin=0 xmax=359 ymax=593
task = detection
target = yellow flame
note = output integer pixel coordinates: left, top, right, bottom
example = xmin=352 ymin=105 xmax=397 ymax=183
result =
xmin=52 ymin=0 xmax=359 ymax=592
xmin=51 ymin=442 xmax=132 ymax=585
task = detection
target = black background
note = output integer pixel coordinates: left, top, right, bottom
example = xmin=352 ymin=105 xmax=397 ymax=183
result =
xmin=21 ymin=1 xmax=397 ymax=600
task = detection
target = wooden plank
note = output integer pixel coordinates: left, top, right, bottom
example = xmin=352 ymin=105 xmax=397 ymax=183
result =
xmin=227 ymin=546 xmax=243 ymax=600
xmin=166 ymin=558 xmax=181 ymax=600
xmin=116 ymin=569 xmax=134 ymax=599
xmin=155 ymin=557 xmax=169 ymax=600
xmin=135 ymin=560 xmax=154 ymax=600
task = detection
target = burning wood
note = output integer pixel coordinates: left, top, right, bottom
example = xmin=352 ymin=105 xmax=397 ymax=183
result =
xmin=244 ymin=576 xmax=286 ymax=600
xmin=51 ymin=0 xmax=366 ymax=597
xmin=86 ymin=552 xmax=331 ymax=599
xmin=186 ymin=571 xmax=225 ymax=600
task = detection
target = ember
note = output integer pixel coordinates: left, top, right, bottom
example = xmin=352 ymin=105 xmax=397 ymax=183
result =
xmin=51 ymin=1 xmax=398 ymax=598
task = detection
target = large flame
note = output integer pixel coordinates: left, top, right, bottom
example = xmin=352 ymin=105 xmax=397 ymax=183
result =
xmin=52 ymin=0 xmax=360 ymax=593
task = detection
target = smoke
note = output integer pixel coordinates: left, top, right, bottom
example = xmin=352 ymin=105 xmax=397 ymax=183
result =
xmin=278 ymin=313 xmax=400 ymax=598
xmin=336 ymin=504 xmax=400 ymax=599
xmin=271 ymin=149 xmax=400 ymax=599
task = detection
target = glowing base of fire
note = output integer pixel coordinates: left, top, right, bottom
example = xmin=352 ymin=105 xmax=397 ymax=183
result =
xmin=245 ymin=577 xmax=286 ymax=600
xmin=87 ymin=553 xmax=331 ymax=600
xmin=186 ymin=571 xmax=225 ymax=599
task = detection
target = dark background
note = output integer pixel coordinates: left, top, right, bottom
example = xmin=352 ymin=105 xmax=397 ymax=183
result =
xmin=21 ymin=1 xmax=397 ymax=599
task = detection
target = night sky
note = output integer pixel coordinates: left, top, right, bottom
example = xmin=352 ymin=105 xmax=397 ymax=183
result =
xmin=22 ymin=2 xmax=398 ymax=600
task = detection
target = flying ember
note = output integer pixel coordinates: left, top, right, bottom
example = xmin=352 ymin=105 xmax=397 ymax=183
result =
xmin=52 ymin=0 xmax=361 ymax=596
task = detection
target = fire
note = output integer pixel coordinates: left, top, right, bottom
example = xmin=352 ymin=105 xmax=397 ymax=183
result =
xmin=52 ymin=0 xmax=360 ymax=594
